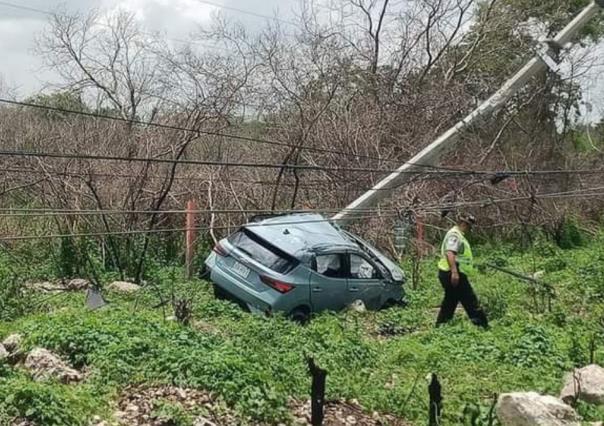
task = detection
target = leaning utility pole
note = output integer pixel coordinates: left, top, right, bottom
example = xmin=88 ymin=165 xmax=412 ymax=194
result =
xmin=333 ymin=0 xmax=604 ymax=223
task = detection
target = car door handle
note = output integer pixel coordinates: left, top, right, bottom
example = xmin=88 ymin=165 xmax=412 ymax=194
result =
xmin=312 ymin=287 xmax=324 ymax=293
xmin=349 ymin=286 xmax=359 ymax=292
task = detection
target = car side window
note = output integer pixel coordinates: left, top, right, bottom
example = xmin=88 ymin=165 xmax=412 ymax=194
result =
xmin=315 ymin=254 xmax=347 ymax=279
xmin=349 ymin=254 xmax=380 ymax=279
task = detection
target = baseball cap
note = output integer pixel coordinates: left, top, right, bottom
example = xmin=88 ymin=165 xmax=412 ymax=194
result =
xmin=459 ymin=213 xmax=476 ymax=225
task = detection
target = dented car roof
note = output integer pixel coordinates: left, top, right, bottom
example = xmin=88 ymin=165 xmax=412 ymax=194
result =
xmin=244 ymin=213 xmax=359 ymax=262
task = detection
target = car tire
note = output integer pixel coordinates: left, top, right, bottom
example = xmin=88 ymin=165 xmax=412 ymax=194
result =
xmin=199 ymin=264 xmax=210 ymax=280
xmin=213 ymin=285 xmax=227 ymax=300
xmin=289 ymin=307 xmax=311 ymax=325
xmin=382 ymin=298 xmax=406 ymax=310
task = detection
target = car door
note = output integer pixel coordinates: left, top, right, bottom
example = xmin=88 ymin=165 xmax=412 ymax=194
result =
xmin=309 ymin=253 xmax=351 ymax=312
xmin=347 ymin=253 xmax=385 ymax=310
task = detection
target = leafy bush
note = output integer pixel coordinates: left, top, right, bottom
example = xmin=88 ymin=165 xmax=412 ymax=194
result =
xmin=0 ymin=377 xmax=100 ymax=426
xmin=479 ymin=286 xmax=508 ymax=320
xmin=151 ymin=401 xmax=194 ymax=426
xmin=552 ymin=217 xmax=585 ymax=249
xmin=0 ymin=278 xmax=27 ymax=322
xmin=2 ymin=230 xmax=604 ymax=424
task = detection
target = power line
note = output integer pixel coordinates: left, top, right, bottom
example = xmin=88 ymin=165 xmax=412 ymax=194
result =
xmin=0 ymin=148 xmax=422 ymax=174
xmin=2 ymin=185 xmax=602 ymax=219
xmin=193 ymin=0 xmax=297 ymax=26
xmin=4 ymin=102 xmax=604 ymax=181
xmin=1 ymin=98 xmax=482 ymax=173
xmin=0 ymin=98 xmax=413 ymax=165
xmin=0 ymin=0 xmax=227 ymax=52
xmin=0 ymin=166 xmax=357 ymax=187
xmin=5 ymin=98 xmax=604 ymax=178
xmin=416 ymin=185 xmax=604 ymax=213
xmin=3 ymin=146 xmax=604 ymax=179
xmin=0 ymin=0 xmax=51 ymax=15
xmin=0 ymin=213 xmax=398 ymax=242
xmin=1 ymin=186 xmax=601 ymax=240
xmin=0 ymin=206 xmax=397 ymax=218
xmin=0 ymin=166 xmax=470 ymax=194
xmin=1 ymin=98 xmax=559 ymax=176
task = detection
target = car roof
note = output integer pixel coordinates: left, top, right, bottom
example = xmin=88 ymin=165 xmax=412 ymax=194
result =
xmin=244 ymin=213 xmax=359 ymax=262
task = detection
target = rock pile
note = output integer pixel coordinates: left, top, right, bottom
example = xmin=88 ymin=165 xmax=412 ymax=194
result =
xmin=107 ymin=281 xmax=141 ymax=293
xmin=496 ymin=392 xmax=581 ymax=426
xmin=24 ymin=347 xmax=83 ymax=383
xmin=560 ymin=364 xmax=604 ymax=405
xmin=497 ymin=363 xmax=604 ymax=426
xmin=1 ymin=333 xmax=23 ymax=363
xmin=25 ymin=278 xmax=91 ymax=293
xmin=115 ymin=385 xmax=235 ymax=426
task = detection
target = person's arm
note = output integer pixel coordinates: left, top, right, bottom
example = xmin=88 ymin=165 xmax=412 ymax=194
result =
xmin=446 ymin=250 xmax=460 ymax=286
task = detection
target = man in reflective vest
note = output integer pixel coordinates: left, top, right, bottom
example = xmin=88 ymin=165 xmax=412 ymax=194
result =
xmin=436 ymin=214 xmax=488 ymax=328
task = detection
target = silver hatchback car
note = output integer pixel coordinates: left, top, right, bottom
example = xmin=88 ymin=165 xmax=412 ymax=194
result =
xmin=204 ymin=213 xmax=405 ymax=322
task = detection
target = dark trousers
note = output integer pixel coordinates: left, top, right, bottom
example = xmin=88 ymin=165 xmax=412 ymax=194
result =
xmin=436 ymin=270 xmax=488 ymax=328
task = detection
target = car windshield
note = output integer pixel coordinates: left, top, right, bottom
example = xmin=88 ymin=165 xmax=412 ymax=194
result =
xmin=228 ymin=229 xmax=298 ymax=274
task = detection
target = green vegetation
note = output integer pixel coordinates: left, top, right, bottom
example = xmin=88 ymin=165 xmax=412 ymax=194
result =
xmin=1 ymin=230 xmax=604 ymax=425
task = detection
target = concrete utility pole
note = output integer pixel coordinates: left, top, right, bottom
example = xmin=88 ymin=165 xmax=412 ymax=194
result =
xmin=333 ymin=0 xmax=604 ymax=223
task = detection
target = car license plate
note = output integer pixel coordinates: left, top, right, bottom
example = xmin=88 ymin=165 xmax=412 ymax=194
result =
xmin=232 ymin=261 xmax=250 ymax=279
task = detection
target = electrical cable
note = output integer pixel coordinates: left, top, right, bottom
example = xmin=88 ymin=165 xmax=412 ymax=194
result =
xmin=416 ymin=186 xmax=604 ymax=213
xmin=0 ymin=98 xmax=530 ymax=174
xmin=0 ymin=147 xmax=492 ymax=176
xmin=0 ymin=98 xmax=413 ymax=165
xmin=0 ymin=213 xmax=399 ymax=241
xmin=3 ymin=146 xmax=604 ymax=178
xmin=193 ymin=0 xmax=297 ymax=26
xmin=0 ymin=207 xmax=398 ymax=217
xmin=0 ymin=0 xmax=228 ymax=52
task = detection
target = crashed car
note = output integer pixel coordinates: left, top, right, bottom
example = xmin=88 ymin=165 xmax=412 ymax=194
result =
xmin=204 ymin=213 xmax=405 ymax=322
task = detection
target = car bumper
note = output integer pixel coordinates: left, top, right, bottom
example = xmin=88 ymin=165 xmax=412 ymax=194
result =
xmin=383 ymin=284 xmax=405 ymax=304
xmin=206 ymin=254 xmax=274 ymax=314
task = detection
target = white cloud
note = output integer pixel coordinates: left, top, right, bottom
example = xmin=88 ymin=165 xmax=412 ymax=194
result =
xmin=102 ymin=0 xmax=217 ymax=25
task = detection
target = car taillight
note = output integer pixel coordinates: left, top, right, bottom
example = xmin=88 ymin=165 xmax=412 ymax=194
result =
xmin=260 ymin=276 xmax=295 ymax=294
xmin=213 ymin=243 xmax=229 ymax=257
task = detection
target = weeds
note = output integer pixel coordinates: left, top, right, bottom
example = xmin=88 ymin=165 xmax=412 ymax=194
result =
xmin=1 ymin=233 xmax=604 ymax=424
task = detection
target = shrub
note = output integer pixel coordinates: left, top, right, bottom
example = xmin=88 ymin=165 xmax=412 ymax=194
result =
xmin=552 ymin=217 xmax=584 ymax=249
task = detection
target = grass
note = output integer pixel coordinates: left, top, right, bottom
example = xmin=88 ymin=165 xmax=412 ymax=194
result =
xmin=1 ymin=231 xmax=604 ymax=425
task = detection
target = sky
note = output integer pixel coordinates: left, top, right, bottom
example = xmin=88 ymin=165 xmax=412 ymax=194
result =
xmin=0 ymin=0 xmax=299 ymax=95
xmin=0 ymin=0 xmax=603 ymax=122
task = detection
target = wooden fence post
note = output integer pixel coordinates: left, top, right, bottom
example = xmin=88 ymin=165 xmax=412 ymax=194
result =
xmin=428 ymin=373 xmax=442 ymax=426
xmin=185 ymin=200 xmax=197 ymax=280
xmin=307 ymin=357 xmax=327 ymax=426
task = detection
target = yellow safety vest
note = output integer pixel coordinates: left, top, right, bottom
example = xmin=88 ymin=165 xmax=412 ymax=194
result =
xmin=437 ymin=226 xmax=474 ymax=275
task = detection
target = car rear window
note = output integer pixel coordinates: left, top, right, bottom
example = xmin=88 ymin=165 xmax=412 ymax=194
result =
xmin=228 ymin=229 xmax=298 ymax=274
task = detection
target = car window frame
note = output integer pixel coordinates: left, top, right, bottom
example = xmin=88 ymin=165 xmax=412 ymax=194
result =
xmin=347 ymin=252 xmax=384 ymax=280
xmin=341 ymin=231 xmax=394 ymax=280
xmin=312 ymin=253 xmax=349 ymax=280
